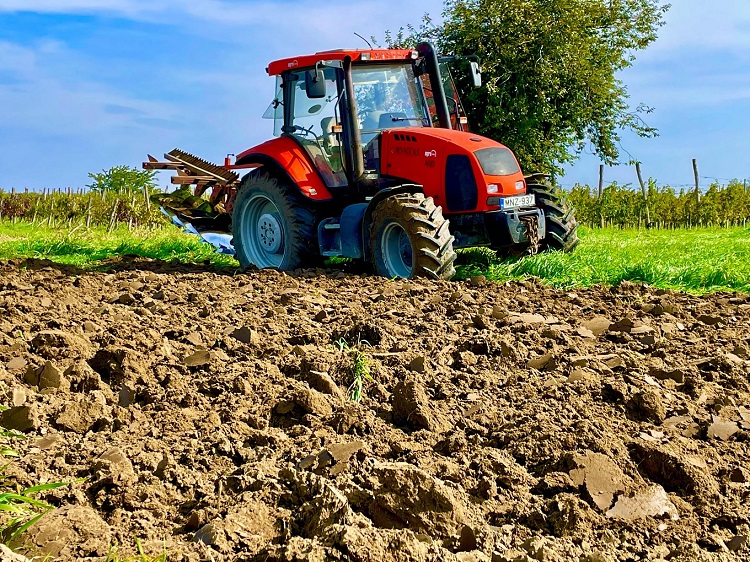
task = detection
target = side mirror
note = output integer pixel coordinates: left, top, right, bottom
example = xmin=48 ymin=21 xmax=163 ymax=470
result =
xmin=469 ymin=61 xmax=482 ymax=88
xmin=305 ymin=68 xmax=326 ymax=99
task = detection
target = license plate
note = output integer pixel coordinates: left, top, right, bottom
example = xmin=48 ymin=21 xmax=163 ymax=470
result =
xmin=499 ymin=194 xmax=535 ymax=210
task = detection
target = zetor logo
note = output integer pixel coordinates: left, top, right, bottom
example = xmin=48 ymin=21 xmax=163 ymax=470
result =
xmin=424 ymin=150 xmax=437 ymax=158
xmin=288 ymin=60 xmax=299 ymax=68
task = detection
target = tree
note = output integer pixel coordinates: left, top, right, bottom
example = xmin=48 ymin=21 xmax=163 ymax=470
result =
xmin=388 ymin=0 xmax=669 ymax=175
xmin=87 ymin=165 xmax=157 ymax=194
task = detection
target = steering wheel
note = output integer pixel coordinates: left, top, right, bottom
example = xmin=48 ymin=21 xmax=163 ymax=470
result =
xmin=293 ymin=124 xmax=315 ymax=137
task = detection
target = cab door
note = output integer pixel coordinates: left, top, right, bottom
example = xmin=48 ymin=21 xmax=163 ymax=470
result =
xmin=283 ymin=68 xmax=348 ymax=189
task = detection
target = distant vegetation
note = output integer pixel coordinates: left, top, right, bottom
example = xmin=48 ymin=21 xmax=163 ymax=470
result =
xmin=0 ymin=186 xmax=163 ymax=230
xmin=567 ymin=179 xmax=750 ymax=228
xmin=86 ymin=165 xmax=157 ymax=195
xmin=1 ymin=178 xmax=748 ymax=230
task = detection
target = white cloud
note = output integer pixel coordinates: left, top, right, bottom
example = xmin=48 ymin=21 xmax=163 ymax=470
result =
xmin=0 ymin=0 xmax=441 ymax=33
xmin=645 ymin=1 xmax=750 ymax=57
xmin=0 ymin=40 xmax=179 ymax=134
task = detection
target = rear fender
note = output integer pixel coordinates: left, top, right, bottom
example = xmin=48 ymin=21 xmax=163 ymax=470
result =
xmin=234 ymin=137 xmax=333 ymax=201
xmin=361 ymin=184 xmax=423 ymax=257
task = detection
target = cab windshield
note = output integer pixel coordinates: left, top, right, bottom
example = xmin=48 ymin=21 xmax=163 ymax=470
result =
xmin=352 ymin=64 xmax=428 ymax=136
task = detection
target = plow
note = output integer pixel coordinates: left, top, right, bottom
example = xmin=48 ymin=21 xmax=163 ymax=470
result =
xmin=144 ymin=149 xmax=239 ymax=254
xmin=145 ymin=43 xmax=578 ymax=278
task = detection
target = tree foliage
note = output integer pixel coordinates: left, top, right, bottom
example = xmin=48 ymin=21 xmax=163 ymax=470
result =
xmin=87 ymin=165 xmax=156 ymax=194
xmin=387 ymin=0 xmax=669 ymax=174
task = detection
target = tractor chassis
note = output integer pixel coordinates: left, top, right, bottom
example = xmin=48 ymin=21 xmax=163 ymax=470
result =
xmin=449 ymin=208 xmax=546 ymax=250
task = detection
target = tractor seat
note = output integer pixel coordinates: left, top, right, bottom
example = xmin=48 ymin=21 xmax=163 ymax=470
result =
xmin=320 ymin=116 xmax=340 ymax=150
xmin=361 ymin=111 xmax=385 ymax=131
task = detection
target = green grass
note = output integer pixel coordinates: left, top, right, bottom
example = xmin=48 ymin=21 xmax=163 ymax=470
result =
xmin=0 ymin=422 xmax=69 ymax=544
xmin=0 ymin=221 xmax=747 ymax=293
xmin=0 ymin=221 xmax=238 ymax=269
xmin=455 ymin=226 xmax=750 ymax=293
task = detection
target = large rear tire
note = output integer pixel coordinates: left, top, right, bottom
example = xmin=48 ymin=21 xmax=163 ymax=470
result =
xmin=527 ymin=183 xmax=579 ymax=252
xmin=231 ymin=173 xmax=318 ymax=270
xmin=369 ymin=193 xmax=456 ymax=280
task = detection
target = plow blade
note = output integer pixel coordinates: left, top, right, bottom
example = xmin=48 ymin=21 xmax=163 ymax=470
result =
xmin=145 ymin=149 xmax=240 ymax=256
xmin=144 ymin=148 xmax=239 ymax=184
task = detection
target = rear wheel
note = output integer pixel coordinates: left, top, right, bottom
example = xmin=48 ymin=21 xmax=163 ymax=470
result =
xmin=369 ymin=193 xmax=456 ymax=280
xmin=231 ymin=173 xmax=318 ymax=270
xmin=527 ymin=183 xmax=579 ymax=252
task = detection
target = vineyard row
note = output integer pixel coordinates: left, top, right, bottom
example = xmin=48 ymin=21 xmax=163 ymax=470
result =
xmin=1 ymin=179 xmax=749 ymax=230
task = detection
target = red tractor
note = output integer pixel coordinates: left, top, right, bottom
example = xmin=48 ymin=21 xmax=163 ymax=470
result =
xmin=145 ymin=43 xmax=578 ymax=279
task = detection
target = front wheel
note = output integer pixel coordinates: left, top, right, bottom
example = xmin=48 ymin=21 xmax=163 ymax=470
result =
xmin=527 ymin=183 xmax=579 ymax=252
xmin=369 ymin=193 xmax=456 ymax=280
xmin=231 ymin=173 xmax=318 ymax=270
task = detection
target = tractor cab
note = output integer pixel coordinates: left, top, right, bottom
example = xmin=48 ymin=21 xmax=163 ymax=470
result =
xmin=260 ymin=44 xmax=470 ymax=192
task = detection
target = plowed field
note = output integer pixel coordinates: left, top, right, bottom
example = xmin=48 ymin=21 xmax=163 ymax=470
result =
xmin=0 ymin=258 xmax=748 ymax=561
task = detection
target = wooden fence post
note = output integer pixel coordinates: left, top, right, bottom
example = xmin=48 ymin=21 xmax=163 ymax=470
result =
xmin=635 ymin=162 xmax=651 ymax=226
xmin=599 ymin=164 xmax=604 ymax=228
xmin=692 ymin=158 xmax=700 ymax=203
xmin=86 ymin=194 xmax=93 ymax=228
xmin=143 ymin=185 xmax=151 ymax=214
xmin=108 ymin=200 xmax=118 ymax=233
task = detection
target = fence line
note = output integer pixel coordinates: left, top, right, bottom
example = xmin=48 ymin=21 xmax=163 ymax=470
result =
xmin=1 ymin=179 xmax=748 ymax=230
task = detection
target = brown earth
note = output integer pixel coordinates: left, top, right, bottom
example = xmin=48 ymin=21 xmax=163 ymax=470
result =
xmin=0 ymin=257 xmax=749 ymax=561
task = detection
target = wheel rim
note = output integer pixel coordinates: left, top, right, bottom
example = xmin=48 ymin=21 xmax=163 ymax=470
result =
xmin=381 ymin=222 xmax=413 ymax=278
xmin=239 ymin=193 xmax=285 ymax=268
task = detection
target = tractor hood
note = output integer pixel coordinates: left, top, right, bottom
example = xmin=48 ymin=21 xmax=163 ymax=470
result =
xmin=378 ymin=128 xmax=526 ymax=214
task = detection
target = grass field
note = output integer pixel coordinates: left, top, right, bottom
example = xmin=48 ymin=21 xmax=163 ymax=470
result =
xmin=455 ymin=226 xmax=750 ymax=293
xmin=0 ymin=222 xmax=237 ymax=268
xmin=0 ymin=221 xmax=747 ymax=294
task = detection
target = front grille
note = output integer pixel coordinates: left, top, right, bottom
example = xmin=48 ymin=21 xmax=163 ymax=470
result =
xmin=445 ymin=155 xmax=478 ymax=211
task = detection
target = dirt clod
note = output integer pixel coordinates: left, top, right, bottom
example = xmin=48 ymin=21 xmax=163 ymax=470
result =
xmin=22 ymin=505 xmax=111 ymax=559
xmin=626 ymin=390 xmax=666 ymax=424
xmin=567 ymin=451 xmax=628 ymax=511
xmin=605 ymin=485 xmax=678 ymax=521
xmin=0 ymin=405 xmax=38 ymax=432
xmin=392 ymin=378 xmax=441 ymax=431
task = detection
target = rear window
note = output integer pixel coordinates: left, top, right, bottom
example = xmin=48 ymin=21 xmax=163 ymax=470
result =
xmin=475 ymin=147 xmax=520 ymax=176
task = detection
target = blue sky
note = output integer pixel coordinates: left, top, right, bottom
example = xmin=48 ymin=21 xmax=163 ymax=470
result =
xmin=0 ymin=0 xmax=748 ymax=191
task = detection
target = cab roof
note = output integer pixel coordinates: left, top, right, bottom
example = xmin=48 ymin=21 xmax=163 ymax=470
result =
xmin=266 ymin=49 xmax=416 ymax=76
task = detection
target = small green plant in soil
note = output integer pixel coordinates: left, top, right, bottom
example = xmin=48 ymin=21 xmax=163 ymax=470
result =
xmin=335 ymin=339 xmax=373 ymax=402
xmin=105 ymin=538 xmax=167 ymax=562
xmin=0 ymin=426 xmax=22 ymax=459
xmin=348 ymin=349 xmax=372 ymax=403
xmin=0 ymin=422 xmax=68 ymax=544
xmin=0 ymin=480 xmax=69 ymax=543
